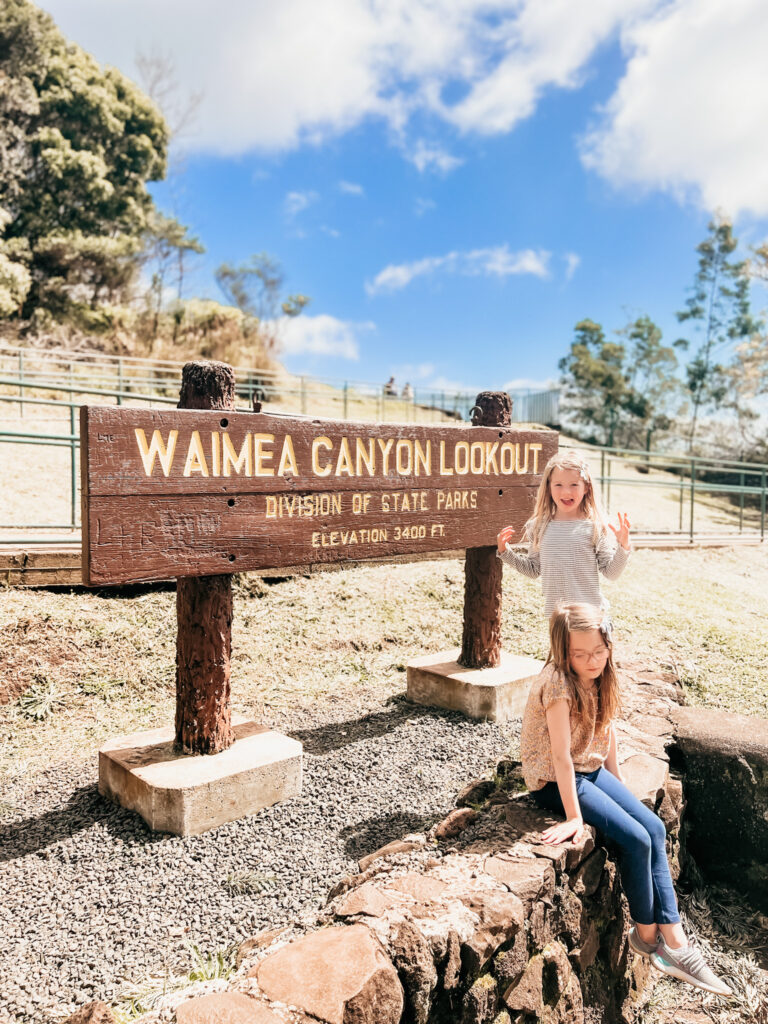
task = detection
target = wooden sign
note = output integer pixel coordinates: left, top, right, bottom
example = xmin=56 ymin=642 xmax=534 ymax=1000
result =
xmin=81 ymin=406 xmax=558 ymax=585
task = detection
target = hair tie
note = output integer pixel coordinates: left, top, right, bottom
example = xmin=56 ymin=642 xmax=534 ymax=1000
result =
xmin=600 ymin=615 xmax=613 ymax=642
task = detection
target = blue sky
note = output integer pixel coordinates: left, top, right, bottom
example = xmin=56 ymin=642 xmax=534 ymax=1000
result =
xmin=40 ymin=0 xmax=768 ymax=394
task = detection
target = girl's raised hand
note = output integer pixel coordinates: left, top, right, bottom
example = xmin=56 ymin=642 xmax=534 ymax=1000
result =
xmin=496 ymin=525 xmax=515 ymax=553
xmin=608 ymin=512 xmax=631 ymax=551
xmin=540 ymin=817 xmax=584 ymax=846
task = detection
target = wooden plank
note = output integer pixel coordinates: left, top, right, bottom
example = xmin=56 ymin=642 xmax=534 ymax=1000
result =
xmin=84 ymin=483 xmax=539 ymax=584
xmin=80 ymin=406 xmax=557 ymax=497
xmin=80 ymin=405 xmax=557 ymax=585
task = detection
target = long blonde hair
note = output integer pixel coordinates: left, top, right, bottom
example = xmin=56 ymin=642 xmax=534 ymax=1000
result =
xmin=525 ymin=450 xmax=606 ymax=551
xmin=546 ymin=602 xmax=620 ymax=731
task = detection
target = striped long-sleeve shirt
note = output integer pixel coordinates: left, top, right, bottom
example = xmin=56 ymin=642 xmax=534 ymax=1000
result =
xmin=497 ymin=519 xmax=630 ymax=617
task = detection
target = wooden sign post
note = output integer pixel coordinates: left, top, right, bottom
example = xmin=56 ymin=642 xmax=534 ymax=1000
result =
xmin=81 ymin=362 xmax=557 ymax=834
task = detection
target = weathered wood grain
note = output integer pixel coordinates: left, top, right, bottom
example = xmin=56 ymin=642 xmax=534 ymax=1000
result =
xmin=80 ymin=406 xmax=557 ymax=496
xmin=83 ymin=484 xmax=538 ymax=585
xmin=460 ymin=391 xmax=512 ymax=669
xmin=174 ymin=360 xmax=236 ymax=755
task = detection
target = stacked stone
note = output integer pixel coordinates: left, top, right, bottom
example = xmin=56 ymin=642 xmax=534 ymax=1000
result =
xmin=67 ymin=664 xmax=687 ymax=1024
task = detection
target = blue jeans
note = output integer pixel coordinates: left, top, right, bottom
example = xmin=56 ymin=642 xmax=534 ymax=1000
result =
xmin=530 ymin=766 xmax=680 ymax=925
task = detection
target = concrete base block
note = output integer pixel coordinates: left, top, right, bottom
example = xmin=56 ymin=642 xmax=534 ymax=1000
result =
xmin=407 ymin=648 xmax=544 ymax=721
xmin=98 ymin=715 xmax=303 ymax=836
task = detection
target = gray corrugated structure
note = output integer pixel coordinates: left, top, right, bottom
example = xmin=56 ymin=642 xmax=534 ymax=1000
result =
xmin=508 ymin=388 xmax=560 ymax=426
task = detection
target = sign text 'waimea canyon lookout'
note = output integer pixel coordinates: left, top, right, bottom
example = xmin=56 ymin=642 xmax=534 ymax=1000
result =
xmin=80 ymin=406 xmax=557 ymax=586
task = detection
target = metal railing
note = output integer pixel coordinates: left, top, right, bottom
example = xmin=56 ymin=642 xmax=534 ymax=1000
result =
xmin=0 ymin=343 xmax=560 ymax=426
xmin=561 ymin=442 xmax=768 ymax=542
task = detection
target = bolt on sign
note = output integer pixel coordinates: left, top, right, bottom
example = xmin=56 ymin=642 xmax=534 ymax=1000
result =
xmin=80 ymin=407 xmax=559 ymax=586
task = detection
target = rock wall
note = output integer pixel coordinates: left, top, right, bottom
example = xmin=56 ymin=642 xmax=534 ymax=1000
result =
xmin=669 ymin=704 xmax=768 ymax=912
xmin=102 ymin=662 xmax=685 ymax=1024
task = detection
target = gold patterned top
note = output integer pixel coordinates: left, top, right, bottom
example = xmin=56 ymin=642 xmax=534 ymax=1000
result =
xmin=520 ymin=663 xmax=612 ymax=791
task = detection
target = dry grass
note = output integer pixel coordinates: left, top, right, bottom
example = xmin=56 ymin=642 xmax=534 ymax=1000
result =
xmin=1 ymin=544 xmax=767 ymax=787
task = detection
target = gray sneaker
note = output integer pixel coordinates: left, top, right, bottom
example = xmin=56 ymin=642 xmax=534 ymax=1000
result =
xmin=628 ymin=925 xmax=658 ymax=958
xmin=651 ymin=936 xmax=733 ymax=996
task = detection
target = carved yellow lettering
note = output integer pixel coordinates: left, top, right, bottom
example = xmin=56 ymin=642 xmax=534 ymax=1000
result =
xmin=134 ymin=428 xmax=178 ymax=477
xmin=484 ymin=441 xmax=499 ymax=474
xmin=470 ymin=441 xmax=484 ymax=474
xmin=312 ymin=531 xmax=321 ymax=547
xmin=377 ymin=437 xmax=395 ymax=474
xmin=515 ymin=443 xmax=529 ymax=474
xmin=396 ymin=439 xmax=413 ymax=475
xmin=253 ymin=433 xmax=275 ymax=476
xmin=184 ymin=431 xmax=210 ymax=477
xmin=265 ymin=496 xmax=277 ymax=519
xmin=381 ymin=493 xmax=390 ymax=512
xmin=211 ymin=432 xmax=221 ymax=476
xmin=454 ymin=442 xmax=470 ymax=475
xmin=222 ymin=433 xmax=252 ymax=476
xmin=439 ymin=441 xmax=453 ymax=476
xmin=355 ymin=438 xmax=375 ymax=476
xmin=277 ymin=435 xmax=298 ymax=476
xmin=414 ymin=440 xmax=431 ymax=476
xmin=335 ymin=437 xmax=355 ymax=476
xmin=470 ymin=490 xmax=477 ymax=508
xmin=530 ymin=442 xmax=543 ymax=473
xmin=500 ymin=442 xmax=515 ymax=474
xmin=312 ymin=437 xmax=333 ymax=477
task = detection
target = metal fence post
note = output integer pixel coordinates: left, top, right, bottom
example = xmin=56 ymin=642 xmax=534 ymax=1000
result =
xmin=117 ymin=358 xmax=123 ymax=405
xmin=18 ymin=350 xmax=24 ymax=417
xmin=606 ymin=457 xmax=611 ymax=514
xmin=761 ymin=469 xmax=766 ymax=541
xmin=69 ymin=402 xmax=77 ymax=528
xmin=679 ymin=479 xmax=684 ymax=533
xmin=739 ymin=471 xmax=745 ymax=533
xmin=689 ymin=460 xmax=696 ymax=542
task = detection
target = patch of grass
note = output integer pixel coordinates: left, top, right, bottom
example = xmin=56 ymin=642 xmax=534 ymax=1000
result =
xmin=16 ymin=676 xmax=65 ymax=720
xmin=185 ymin=942 xmax=237 ymax=981
xmin=223 ymin=871 xmax=278 ymax=896
xmin=2 ymin=546 xmax=768 ymax=785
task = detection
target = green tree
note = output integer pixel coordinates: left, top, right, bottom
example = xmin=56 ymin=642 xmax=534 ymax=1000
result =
xmin=0 ymin=0 xmax=167 ymax=322
xmin=676 ymin=218 xmax=759 ymax=450
xmin=141 ymin=210 xmax=204 ymax=340
xmin=620 ymin=315 xmax=679 ymax=450
xmin=215 ymin=253 xmax=309 ymax=354
xmin=559 ymin=319 xmax=637 ymax=447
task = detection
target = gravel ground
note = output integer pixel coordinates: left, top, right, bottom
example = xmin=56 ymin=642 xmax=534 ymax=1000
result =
xmin=0 ymin=694 xmax=518 ymax=1023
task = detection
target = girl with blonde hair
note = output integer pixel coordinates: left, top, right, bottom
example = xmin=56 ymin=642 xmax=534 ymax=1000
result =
xmin=521 ymin=603 xmax=731 ymax=997
xmin=497 ymin=450 xmax=630 ymax=621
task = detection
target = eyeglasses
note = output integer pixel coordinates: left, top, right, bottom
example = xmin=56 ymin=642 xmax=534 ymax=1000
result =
xmin=570 ymin=647 xmax=609 ymax=662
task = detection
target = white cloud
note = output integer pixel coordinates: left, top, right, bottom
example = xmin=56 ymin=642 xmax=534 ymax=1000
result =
xmin=339 ymin=180 xmax=365 ymax=196
xmin=407 ymin=141 xmax=463 ymax=174
xmin=414 ymin=197 xmax=436 ymax=217
xmin=392 ymin=362 xmax=436 ymax=382
xmin=581 ymin=0 xmax=768 ymax=216
xmin=39 ymin=0 xmax=658 ymax=157
xmin=366 ymin=245 xmax=550 ymax=295
xmin=269 ymin=314 xmax=371 ymax=359
xmin=503 ymin=377 xmax=557 ymax=392
xmin=564 ymin=252 xmax=581 ymax=281
xmin=284 ymin=190 xmax=318 ymax=218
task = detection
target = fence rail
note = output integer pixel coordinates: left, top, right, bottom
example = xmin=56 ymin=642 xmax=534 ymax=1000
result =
xmin=4 ymin=345 xmax=765 ymax=546
xmin=0 ymin=343 xmax=560 ymax=425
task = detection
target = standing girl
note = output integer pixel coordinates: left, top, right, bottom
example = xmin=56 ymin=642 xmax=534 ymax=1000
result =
xmin=521 ymin=602 xmax=731 ymax=996
xmin=496 ymin=451 xmax=630 ymax=620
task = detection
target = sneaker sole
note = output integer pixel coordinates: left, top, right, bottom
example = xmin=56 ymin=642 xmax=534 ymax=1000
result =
xmin=651 ymin=957 xmax=733 ymax=997
xmin=628 ymin=934 xmax=655 ymax=958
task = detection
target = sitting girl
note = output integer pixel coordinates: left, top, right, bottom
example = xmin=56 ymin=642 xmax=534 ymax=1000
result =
xmin=520 ymin=602 xmax=731 ymax=997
